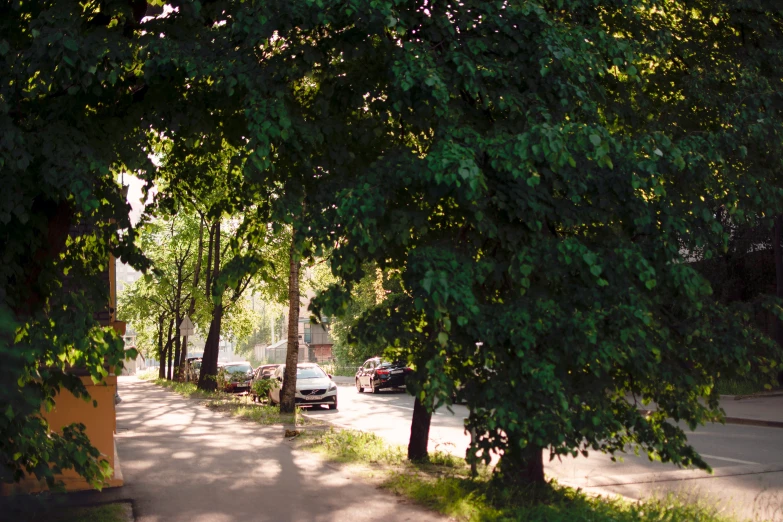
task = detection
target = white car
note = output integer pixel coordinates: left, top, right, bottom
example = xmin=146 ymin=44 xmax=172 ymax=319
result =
xmin=268 ymin=363 xmax=338 ymax=410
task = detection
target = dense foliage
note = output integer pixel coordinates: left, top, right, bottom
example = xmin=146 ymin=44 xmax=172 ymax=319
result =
xmin=0 ymin=0 xmax=153 ymax=487
xmin=306 ymin=0 xmax=783 ymax=480
xmin=3 ymin=0 xmax=783 ymax=490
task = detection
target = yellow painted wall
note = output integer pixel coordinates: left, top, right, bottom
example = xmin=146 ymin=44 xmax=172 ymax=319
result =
xmin=1 ymin=375 xmax=122 ymax=494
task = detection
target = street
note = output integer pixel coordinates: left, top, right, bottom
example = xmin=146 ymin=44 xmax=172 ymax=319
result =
xmin=306 ymin=386 xmax=783 ymax=521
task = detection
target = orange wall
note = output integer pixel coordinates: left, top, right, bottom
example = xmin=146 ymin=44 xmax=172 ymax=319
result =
xmin=2 ymin=375 xmax=121 ymax=494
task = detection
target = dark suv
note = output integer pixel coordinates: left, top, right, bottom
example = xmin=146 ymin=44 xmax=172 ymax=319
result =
xmin=355 ymin=358 xmax=413 ymax=393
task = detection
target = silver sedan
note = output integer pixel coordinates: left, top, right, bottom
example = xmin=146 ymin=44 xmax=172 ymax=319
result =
xmin=268 ymin=363 xmax=338 ymax=410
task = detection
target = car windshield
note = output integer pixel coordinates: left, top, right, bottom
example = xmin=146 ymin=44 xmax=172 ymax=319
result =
xmin=297 ymin=366 xmax=327 ymax=379
xmin=224 ymin=364 xmax=252 ymax=374
xmin=377 ymin=360 xmax=402 ymax=369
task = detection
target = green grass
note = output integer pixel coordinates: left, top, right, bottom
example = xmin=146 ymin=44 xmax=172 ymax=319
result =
xmin=27 ymin=503 xmax=130 ymax=522
xmin=300 ymin=427 xmax=464 ymax=468
xmin=152 ymin=379 xmax=308 ymax=426
xmin=298 ymin=428 xmax=738 ymax=522
xmin=204 ymin=398 xmax=299 ymax=425
xmin=153 ymin=378 xmax=222 ymax=399
xmin=714 ymin=376 xmax=779 ymax=396
xmin=135 ymin=368 xmax=158 ymax=381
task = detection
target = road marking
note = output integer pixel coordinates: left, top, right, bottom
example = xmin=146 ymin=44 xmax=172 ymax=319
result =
xmin=700 ymin=454 xmax=759 ymax=466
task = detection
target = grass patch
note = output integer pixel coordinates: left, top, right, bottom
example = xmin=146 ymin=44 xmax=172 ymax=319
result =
xmin=385 ymin=474 xmax=736 ymax=522
xmin=153 ymin=378 xmax=221 ymax=399
xmin=26 ymin=502 xmax=130 ymax=522
xmin=135 ymin=368 xmax=158 ymax=381
xmin=714 ymin=376 xmax=779 ymax=396
xmin=152 ymin=378 xmax=311 ymax=426
xmin=299 ymin=428 xmax=737 ymax=522
xmin=299 ymin=427 xmax=463 ymax=468
xmin=205 ymin=398 xmax=299 ymax=425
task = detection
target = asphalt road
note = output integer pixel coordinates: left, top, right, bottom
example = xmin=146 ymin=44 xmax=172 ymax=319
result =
xmin=306 ymin=386 xmax=783 ymax=522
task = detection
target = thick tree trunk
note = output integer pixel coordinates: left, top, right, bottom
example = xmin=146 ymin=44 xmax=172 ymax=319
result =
xmin=198 ymin=303 xmax=223 ymax=391
xmin=198 ymin=220 xmax=222 ymax=391
xmin=775 ymin=216 xmax=783 ymax=346
xmin=280 ymin=228 xmax=300 ymax=414
xmin=498 ymin=443 xmax=545 ymax=486
xmin=181 ymin=219 xmax=205 ymax=366
xmin=407 ymin=396 xmax=433 ymax=460
xmin=774 ymin=216 xmax=783 ymax=386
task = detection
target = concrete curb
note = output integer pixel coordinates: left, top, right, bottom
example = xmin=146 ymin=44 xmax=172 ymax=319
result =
xmin=722 ymin=416 xmax=783 ymax=429
xmin=637 ymin=409 xmax=783 ymax=429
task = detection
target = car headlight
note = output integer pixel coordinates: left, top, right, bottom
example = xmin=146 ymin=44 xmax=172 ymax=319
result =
xmin=328 ymin=382 xmax=337 ymax=391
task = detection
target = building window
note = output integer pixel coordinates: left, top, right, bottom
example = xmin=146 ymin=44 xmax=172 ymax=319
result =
xmin=304 ymin=322 xmax=311 ymax=343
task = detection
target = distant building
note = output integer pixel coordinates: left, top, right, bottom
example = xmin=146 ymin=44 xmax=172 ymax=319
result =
xmin=115 ymin=260 xmax=142 ymax=293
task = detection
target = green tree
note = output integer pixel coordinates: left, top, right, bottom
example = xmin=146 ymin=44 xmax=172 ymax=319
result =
xmin=306 ymin=0 xmax=783 ymax=485
xmin=0 ymin=0 xmax=156 ymax=488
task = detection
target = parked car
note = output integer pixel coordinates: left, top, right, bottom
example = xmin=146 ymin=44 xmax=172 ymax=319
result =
xmin=250 ymin=364 xmax=281 ymax=401
xmin=220 ymin=361 xmax=254 ymax=393
xmin=355 ymin=358 xmax=413 ymax=393
xmin=183 ymin=357 xmax=202 ymax=383
xmin=267 ymin=363 xmax=338 ymax=410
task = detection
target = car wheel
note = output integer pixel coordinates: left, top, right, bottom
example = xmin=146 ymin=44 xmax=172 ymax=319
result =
xmin=328 ymin=400 xmax=337 ymax=410
xmin=355 ymin=378 xmax=364 ymax=393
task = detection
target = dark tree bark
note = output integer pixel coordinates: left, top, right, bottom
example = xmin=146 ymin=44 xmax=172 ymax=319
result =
xmin=198 ymin=302 xmax=224 ymax=390
xmin=172 ymin=298 xmax=182 ymax=380
xmin=166 ymin=316 xmax=174 ymax=380
xmin=498 ymin=443 xmax=545 ymax=486
xmin=156 ymin=314 xmax=165 ymax=379
xmin=181 ymin=218 xmax=205 ymax=366
xmin=16 ymin=200 xmax=72 ymax=319
xmin=774 ymin=216 xmax=783 ymax=386
xmin=407 ymin=396 xmax=433 ymax=460
xmin=161 ymin=318 xmax=174 ymax=380
xmin=280 ymin=228 xmax=300 ymax=414
xmin=775 ymin=216 xmax=783 ymax=347
xmin=198 ymin=220 xmax=223 ymax=391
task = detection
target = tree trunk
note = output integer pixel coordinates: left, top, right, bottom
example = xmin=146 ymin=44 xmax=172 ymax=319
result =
xmin=498 ymin=443 xmax=545 ymax=486
xmin=775 ymin=216 xmax=783 ymax=346
xmin=173 ymin=262 xmax=183 ymax=380
xmin=166 ymin=317 xmax=174 ymax=380
xmin=157 ymin=315 xmax=165 ymax=379
xmin=774 ymin=216 xmax=783 ymax=386
xmin=182 ymin=218 xmax=205 ymax=366
xmin=173 ymin=322 xmax=182 ymax=380
xmin=198 ymin=302 xmax=224 ymax=391
xmin=198 ymin=220 xmax=222 ymax=391
xmin=280 ymin=228 xmax=300 ymax=413
xmin=407 ymin=396 xmax=433 ymax=460
xmin=159 ymin=319 xmax=174 ymax=380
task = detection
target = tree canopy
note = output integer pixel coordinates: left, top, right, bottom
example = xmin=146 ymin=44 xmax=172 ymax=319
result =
xmin=3 ymin=0 xmax=783 ymax=489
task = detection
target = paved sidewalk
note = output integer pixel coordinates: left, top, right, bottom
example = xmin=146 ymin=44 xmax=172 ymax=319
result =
xmin=103 ymin=377 xmax=443 ymax=522
xmin=720 ymin=393 xmax=783 ymax=427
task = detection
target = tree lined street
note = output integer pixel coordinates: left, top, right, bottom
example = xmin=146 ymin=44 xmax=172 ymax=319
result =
xmin=4 ymin=1 xmax=783 ymax=519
